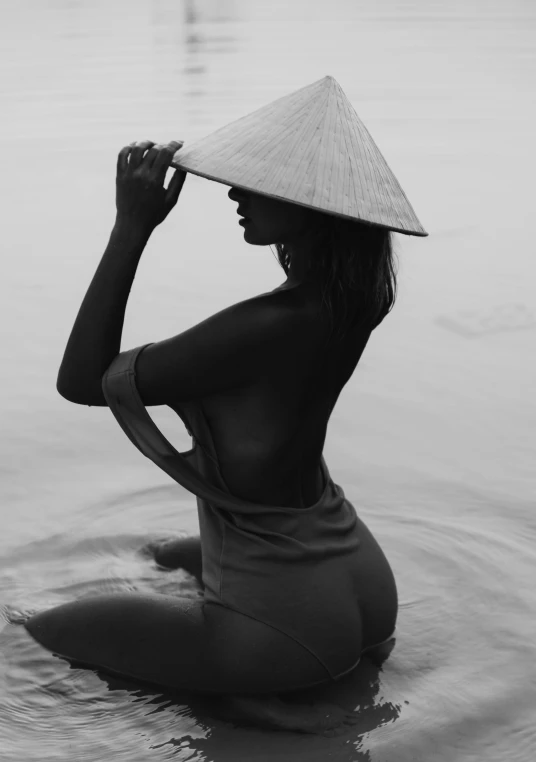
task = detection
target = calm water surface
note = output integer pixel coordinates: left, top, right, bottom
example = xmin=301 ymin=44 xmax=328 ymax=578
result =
xmin=1 ymin=1 xmax=535 ymax=760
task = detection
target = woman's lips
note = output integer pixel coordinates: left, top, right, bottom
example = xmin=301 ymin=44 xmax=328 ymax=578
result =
xmin=239 ymin=217 xmax=250 ymax=225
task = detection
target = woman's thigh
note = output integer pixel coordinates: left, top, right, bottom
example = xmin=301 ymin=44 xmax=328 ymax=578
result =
xmin=204 ymin=602 xmax=331 ymax=693
xmin=24 ymin=593 xmax=330 ymax=695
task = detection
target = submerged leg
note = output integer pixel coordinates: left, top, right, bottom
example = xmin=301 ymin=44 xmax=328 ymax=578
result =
xmin=23 ymin=594 xmax=330 ymax=697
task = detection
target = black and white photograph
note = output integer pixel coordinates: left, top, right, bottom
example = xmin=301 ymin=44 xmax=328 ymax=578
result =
xmin=0 ymin=1 xmax=534 ymax=760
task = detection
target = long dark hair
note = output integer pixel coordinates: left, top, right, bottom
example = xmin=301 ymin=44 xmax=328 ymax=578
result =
xmin=271 ymin=213 xmax=398 ymax=348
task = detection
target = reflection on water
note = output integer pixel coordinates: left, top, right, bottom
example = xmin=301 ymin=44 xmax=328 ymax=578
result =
xmin=1 ymin=1 xmax=535 ymax=761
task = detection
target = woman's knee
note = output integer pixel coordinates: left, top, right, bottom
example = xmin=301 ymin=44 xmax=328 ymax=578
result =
xmin=24 ymin=600 xmax=88 ymax=658
xmin=24 ymin=608 xmax=57 ymax=651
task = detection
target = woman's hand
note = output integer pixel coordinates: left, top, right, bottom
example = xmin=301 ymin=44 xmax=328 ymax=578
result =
xmin=115 ymin=140 xmax=187 ymax=233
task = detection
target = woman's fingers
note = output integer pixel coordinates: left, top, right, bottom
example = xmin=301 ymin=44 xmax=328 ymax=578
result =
xmin=128 ymin=140 xmax=156 ymax=169
xmin=117 ymin=140 xmax=184 ymax=177
xmin=152 ymin=141 xmax=184 ymax=181
xmin=117 ymin=145 xmax=131 ymax=174
xmin=115 ymin=139 xmax=187 ymax=226
xmin=165 ymin=167 xmax=187 ymax=209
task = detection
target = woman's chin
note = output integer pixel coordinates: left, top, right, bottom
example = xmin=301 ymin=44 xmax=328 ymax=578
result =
xmin=240 ymin=224 xmax=272 ymax=247
xmin=242 ymin=226 xmax=260 ymax=243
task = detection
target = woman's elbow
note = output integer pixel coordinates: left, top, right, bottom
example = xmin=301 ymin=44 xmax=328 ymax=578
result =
xmin=56 ymin=379 xmax=107 ymax=407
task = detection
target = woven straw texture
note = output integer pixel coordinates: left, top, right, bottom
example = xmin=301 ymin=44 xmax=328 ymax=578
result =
xmin=172 ymin=75 xmax=428 ymax=237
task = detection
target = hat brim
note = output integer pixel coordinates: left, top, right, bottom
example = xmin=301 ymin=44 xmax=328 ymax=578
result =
xmin=172 ymin=159 xmax=429 ymax=238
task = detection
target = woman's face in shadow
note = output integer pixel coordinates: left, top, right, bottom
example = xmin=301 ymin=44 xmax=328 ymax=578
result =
xmin=227 ymin=186 xmax=320 ymax=247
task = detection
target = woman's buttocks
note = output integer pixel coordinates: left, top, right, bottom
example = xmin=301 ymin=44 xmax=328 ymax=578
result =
xmin=350 ymin=510 xmax=399 ymax=648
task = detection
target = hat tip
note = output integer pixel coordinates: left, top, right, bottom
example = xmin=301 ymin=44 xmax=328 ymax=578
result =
xmin=323 ymin=74 xmax=341 ymax=89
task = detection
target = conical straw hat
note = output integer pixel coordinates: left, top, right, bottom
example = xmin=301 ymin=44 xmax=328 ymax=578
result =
xmin=172 ymin=75 xmax=428 ymax=237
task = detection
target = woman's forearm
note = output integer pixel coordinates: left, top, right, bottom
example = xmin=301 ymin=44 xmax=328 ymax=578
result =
xmin=56 ymin=218 xmax=151 ymax=404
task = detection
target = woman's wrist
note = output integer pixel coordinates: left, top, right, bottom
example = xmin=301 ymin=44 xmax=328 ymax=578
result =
xmin=113 ymin=214 xmax=154 ymax=243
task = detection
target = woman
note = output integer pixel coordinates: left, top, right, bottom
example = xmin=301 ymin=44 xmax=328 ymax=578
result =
xmin=24 ymin=77 xmax=427 ymax=734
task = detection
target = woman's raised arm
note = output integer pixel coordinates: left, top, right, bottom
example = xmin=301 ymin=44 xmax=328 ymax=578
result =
xmin=56 ymin=140 xmax=186 ymax=404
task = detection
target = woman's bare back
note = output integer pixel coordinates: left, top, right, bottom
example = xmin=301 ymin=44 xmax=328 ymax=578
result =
xmin=170 ymin=283 xmax=373 ymax=509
